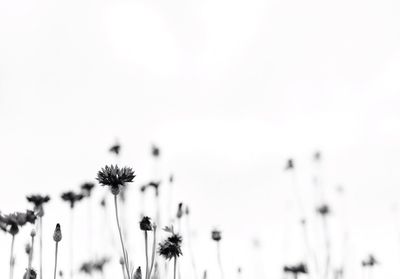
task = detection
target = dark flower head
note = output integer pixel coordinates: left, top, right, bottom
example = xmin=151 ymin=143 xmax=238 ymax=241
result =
xmin=140 ymin=216 xmax=153 ymax=231
xmin=96 ymin=165 xmax=135 ymax=195
xmin=23 ymin=269 xmax=37 ymax=279
xmin=109 ymin=142 xmax=121 ymax=156
xmin=92 ymin=257 xmax=110 ymax=272
xmin=133 ymin=267 xmax=142 ymax=279
xmin=26 ymin=195 xmax=50 ymax=209
xmin=0 ymin=211 xmax=37 ymax=235
xmin=158 ymin=233 xmax=183 ymax=260
xmin=284 ymin=159 xmax=294 ymax=171
xmin=169 ymin=174 xmax=174 ymax=183
xmin=314 ymin=151 xmax=321 ymax=162
xmin=211 ymin=230 xmax=222 ymax=242
xmin=283 ymin=263 xmax=308 ymax=275
xmin=61 ymin=191 xmax=84 ymax=209
xmin=176 ymin=203 xmax=184 ymax=219
xmin=100 ymin=198 xmax=106 ymax=208
xmin=316 ymin=204 xmax=331 ymax=216
xmin=362 ymin=254 xmax=378 ymax=267
xmin=25 ymin=243 xmax=31 ymax=255
xmin=81 ymin=182 xmax=96 ymax=197
xmin=53 ymin=223 xmax=62 ymax=242
xmin=151 ymin=144 xmax=160 ymax=158
xmin=80 ymin=262 xmax=93 ymax=275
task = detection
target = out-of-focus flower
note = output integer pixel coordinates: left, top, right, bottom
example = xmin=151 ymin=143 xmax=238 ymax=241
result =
xmin=176 ymin=203 xmax=183 ymax=219
xmin=81 ymin=182 xmax=95 ymax=197
xmin=0 ymin=211 xmax=37 ymax=235
xmin=151 ymin=144 xmax=160 ymax=158
xmin=134 ymin=267 xmax=142 ymax=279
xmin=96 ymin=165 xmax=135 ymax=195
xmin=140 ymin=216 xmax=153 ymax=231
xmin=316 ymin=204 xmax=331 ymax=216
xmin=211 ymin=230 xmax=222 ymax=242
xmin=23 ymin=268 xmax=37 ymax=279
xmin=109 ymin=142 xmax=121 ymax=156
xmin=27 ymin=195 xmax=50 ymax=217
xmin=283 ymin=263 xmax=308 ymax=275
xmin=25 ymin=243 xmax=32 ymax=255
xmin=61 ymin=191 xmax=84 ymax=209
xmin=284 ymin=159 xmax=294 ymax=170
xmin=362 ymin=254 xmax=378 ymax=267
xmin=313 ymin=151 xmax=321 ymax=162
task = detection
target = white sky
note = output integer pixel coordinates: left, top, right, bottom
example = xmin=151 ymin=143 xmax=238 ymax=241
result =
xmin=1 ymin=0 xmax=400 ymax=278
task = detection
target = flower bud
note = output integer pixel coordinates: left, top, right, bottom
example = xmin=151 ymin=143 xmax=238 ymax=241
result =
xmin=53 ymin=223 xmax=62 ymax=242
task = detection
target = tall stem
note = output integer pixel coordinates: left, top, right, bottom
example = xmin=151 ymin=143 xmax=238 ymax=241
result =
xmin=217 ymin=242 xmax=224 ymax=279
xmin=40 ymin=217 xmax=43 ymax=279
xmin=173 ymin=257 xmax=177 ymax=279
xmin=148 ymin=228 xmax=157 ymax=279
xmin=9 ymin=234 xmax=15 ymax=279
xmin=26 ymin=234 xmax=35 ymax=279
xmin=54 ymin=242 xmax=59 ymax=279
xmin=114 ymin=195 xmax=130 ymax=279
xmin=145 ymin=231 xmax=149 ymax=279
xmin=70 ymin=209 xmax=74 ymax=279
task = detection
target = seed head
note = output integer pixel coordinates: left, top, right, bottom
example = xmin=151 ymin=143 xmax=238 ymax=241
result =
xmin=53 ymin=223 xmax=62 ymax=242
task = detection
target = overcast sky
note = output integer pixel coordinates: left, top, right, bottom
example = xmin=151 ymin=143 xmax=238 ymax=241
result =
xmin=1 ymin=0 xmax=400 ymax=278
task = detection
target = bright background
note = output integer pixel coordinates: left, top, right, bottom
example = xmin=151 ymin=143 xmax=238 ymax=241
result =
xmin=1 ymin=0 xmax=400 ymax=278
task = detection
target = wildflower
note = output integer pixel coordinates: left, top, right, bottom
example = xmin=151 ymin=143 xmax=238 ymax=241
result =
xmin=61 ymin=191 xmax=84 ymax=209
xmin=316 ymin=204 xmax=331 ymax=216
xmin=362 ymin=254 xmax=378 ymax=267
xmin=81 ymin=182 xmax=95 ymax=197
xmin=176 ymin=203 xmax=183 ymax=219
xmin=211 ymin=230 xmax=222 ymax=242
xmin=96 ymin=165 xmax=135 ymax=195
xmin=26 ymin=195 xmax=50 ymax=217
xmin=284 ymin=159 xmax=294 ymax=170
xmin=158 ymin=233 xmax=183 ymax=260
xmin=109 ymin=142 xmax=121 ymax=156
xmin=151 ymin=144 xmax=160 ymax=158
xmin=23 ymin=269 xmax=37 ymax=279
xmin=140 ymin=216 xmax=153 ymax=231
xmin=53 ymin=224 xmax=62 ymax=242
xmin=283 ymin=263 xmax=308 ymax=278
xmin=134 ymin=267 xmax=142 ymax=279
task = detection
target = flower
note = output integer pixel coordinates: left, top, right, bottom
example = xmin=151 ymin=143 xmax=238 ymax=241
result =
xmin=26 ymin=195 xmax=50 ymax=216
xmin=283 ymin=263 xmax=308 ymax=275
xmin=0 ymin=211 xmax=37 ymax=235
xmin=140 ymin=216 xmax=153 ymax=231
xmin=158 ymin=233 xmax=183 ymax=260
xmin=53 ymin=223 xmax=62 ymax=242
xmin=176 ymin=203 xmax=183 ymax=219
xmin=25 ymin=243 xmax=31 ymax=255
xmin=109 ymin=142 xmax=121 ymax=156
xmin=211 ymin=230 xmax=222 ymax=242
xmin=151 ymin=144 xmax=160 ymax=158
xmin=96 ymin=165 xmax=135 ymax=195
xmin=81 ymin=182 xmax=95 ymax=197
xmin=284 ymin=159 xmax=294 ymax=170
xmin=141 ymin=181 xmax=161 ymax=195
xmin=61 ymin=191 xmax=84 ymax=209
xmin=133 ymin=267 xmax=142 ymax=279
xmin=23 ymin=269 xmax=37 ymax=279
xmin=316 ymin=204 xmax=331 ymax=216
xmin=313 ymin=151 xmax=321 ymax=162
xmin=362 ymin=254 xmax=378 ymax=267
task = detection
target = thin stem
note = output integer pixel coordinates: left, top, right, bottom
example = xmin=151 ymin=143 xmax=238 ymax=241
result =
xmin=145 ymin=231 xmax=149 ymax=279
xmin=54 ymin=242 xmax=59 ymax=279
xmin=217 ymin=242 xmax=224 ymax=279
xmin=120 ymin=262 xmax=127 ymax=279
xmin=70 ymin=209 xmax=74 ymax=279
xmin=9 ymin=234 xmax=15 ymax=279
xmin=26 ymin=234 xmax=35 ymax=279
xmin=40 ymin=217 xmax=43 ymax=279
xmin=185 ymin=217 xmax=198 ymax=279
xmin=173 ymin=257 xmax=177 ymax=279
xmin=322 ymin=216 xmax=331 ymax=279
xmin=114 ymin=195 xmax=131 ymax=279
xmin=148 ymin=228 xmax=157 ymax=279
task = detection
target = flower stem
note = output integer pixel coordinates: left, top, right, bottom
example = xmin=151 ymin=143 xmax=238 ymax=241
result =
xmin=173 ymin=257 xmax=177 ymax=279
xmin=217 ymin=242 xmax=224 ymax=279
xmin=54 ymin=242 xmax=59 ymax=279
xmin=114 ymin=195 xmax=130 ymax=279
xmin=9 ymin=234 xmax=15 ymax=279
xmin=148 ymin=228 xmax=157 ymax=279
xmin=40 ymin=217 xmax=43 ymax=279
xmin=145 ymin=231 xmax=149 ymax=279
xmin=26 ymin=234 xmax=35 ymax=279
xmin=70 ymin=209 xmax=74 ymax=279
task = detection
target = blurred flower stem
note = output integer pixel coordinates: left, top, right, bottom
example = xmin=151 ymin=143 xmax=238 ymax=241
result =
xmin=114 ymin=195 xmax=130 ymax=279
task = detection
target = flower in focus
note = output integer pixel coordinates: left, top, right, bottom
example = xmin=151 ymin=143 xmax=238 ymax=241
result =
xmin=158 ymin=232 xmax=183 ymax=260
xmin=53 ymin=223 xmax=62 ymax=242
xmin=96 ymin=165 xmax=135 ymax=195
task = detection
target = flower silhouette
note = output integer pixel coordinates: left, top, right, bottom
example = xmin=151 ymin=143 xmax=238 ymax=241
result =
xmin=61 ymin=191 xmax=84 ymax=209
xmin=96 ymin=165 xmax=135 ymax=195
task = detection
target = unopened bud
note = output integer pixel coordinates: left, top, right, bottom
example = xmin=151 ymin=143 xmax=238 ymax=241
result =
xmin=53 ymin=223 xmax=62 ymax=242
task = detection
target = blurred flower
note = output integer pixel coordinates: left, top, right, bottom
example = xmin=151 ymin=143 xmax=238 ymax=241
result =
xmin=158 ymin=233 xmax=183 ymax=260
xmin=81 ymin=182 xmax=95 ymax=197
xmin=313 ymin=151 xmax=321 ymax=162
xmin=169 ymin=175 xmax=174 ymax=183
xmin=61 ymin=191 xmax=84 ymax=209
xmin=316 ymin=204 xmax=331 ymax=216
xmin=151 ymin=144 xmax=160 ymax=158
xmin=362 ymin=254 xmax=378 ymax=267
xmin=23 ymin=268 xmax=37 ymax=279
xmin=109 ymin=142 xmax=121 ymax=156
xmin=26 ymin=195 xmax=50 ymax=217
xmin=53 ymin=223 xmax=62 ymax=242
xmin=79 ymin=263 xmax=93 ymax=275
xmin=25 ymin=243 xmax=32 ymax=255
xmin=283 ymin=263 xmax=308 ymax=275
xmin=133 ymin=267 xmax=142 ymax=279
xmin=96 ymin=165 xmax=135 ymax=195
xmin=176 ymin=203 xmax=184 ymax=219
xmin=211 ymin=230 xmax=222 ymax=242
xmin=140 ymin=216 xmax=153 ymax=231
xmin=0 ymin=211 xmax=37 ymax=235
xmin=284 ymin=159 xmax=294 ymax=171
